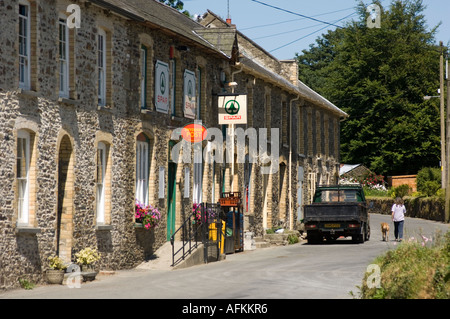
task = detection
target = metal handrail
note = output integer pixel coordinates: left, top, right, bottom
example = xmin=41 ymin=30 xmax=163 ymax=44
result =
xmin=170 ymin=205 xmax=206 ymax=267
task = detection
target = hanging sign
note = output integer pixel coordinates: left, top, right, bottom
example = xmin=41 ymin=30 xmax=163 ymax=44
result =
xmin=155 ymin=60 xmax=169 ymax=113
xmin=183 ymin=70 xmax=196 ymax=119
xmin=181 ymin=123 xmax=207 ymax=143
xmin=218 ymin=94 xmax=247 ymax=125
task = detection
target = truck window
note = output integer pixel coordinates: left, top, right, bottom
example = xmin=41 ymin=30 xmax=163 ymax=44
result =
xmin=316 ymin=189 xmax=364 ymax=203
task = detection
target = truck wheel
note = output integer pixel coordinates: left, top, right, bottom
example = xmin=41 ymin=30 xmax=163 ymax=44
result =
xmin=365 ymin=224 xmax=370 ymax=241
xmin=307 ymin=232 xmax=322 ymax=244
xmin=352 ymin=224 xmax=365 ymax=244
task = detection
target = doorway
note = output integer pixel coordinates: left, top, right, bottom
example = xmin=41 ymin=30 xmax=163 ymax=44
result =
xmin=167 ymin=141 xmax=177 ymax=241
xmin=56 ymin=135 xmax=74 ymax=263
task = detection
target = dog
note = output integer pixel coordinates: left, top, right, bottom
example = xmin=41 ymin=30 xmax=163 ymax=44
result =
xmin=381 ymin=222 xmax=390 ymax=242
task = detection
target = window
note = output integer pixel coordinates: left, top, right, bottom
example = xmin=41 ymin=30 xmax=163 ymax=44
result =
xmin=136 ymin=134 xmax=150 ymax=205
xmin=96 ymin=142 xmax=106 ymax=224
xmin=97 ymin=29 xmax=106 ymax=106
xmin=193 ymin=146 xmax=203 ymax=204
xmin=19 ymin=2 xmax=30 ymax=90
xmin=140 ymin=46 xmax=147 ymax=108
xmin=17 ymin=130 xmax=30 ymax=225
xmin=59 ymin=18 xmax=69 ymax=98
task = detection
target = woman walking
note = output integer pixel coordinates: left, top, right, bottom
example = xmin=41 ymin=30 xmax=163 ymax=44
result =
xmin=391 ymin=197 xmax=406 ymax=241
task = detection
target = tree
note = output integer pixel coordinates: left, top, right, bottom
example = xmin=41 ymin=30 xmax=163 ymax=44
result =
xmin=296 ymin=0 xmax=442 ymax=176
xmin=159 ymin=0 xmax=191 ymax=16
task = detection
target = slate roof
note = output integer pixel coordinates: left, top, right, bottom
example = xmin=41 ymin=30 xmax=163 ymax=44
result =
xmin=90 ymin=0 xmax=229 ymax=58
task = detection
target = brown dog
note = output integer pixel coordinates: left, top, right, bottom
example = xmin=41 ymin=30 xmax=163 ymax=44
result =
xmin=381 ymin=222 xmax=389 ymax=241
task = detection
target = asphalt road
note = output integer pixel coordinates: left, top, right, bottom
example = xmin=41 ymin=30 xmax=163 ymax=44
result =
xmin=1 ymin=214 xmax=448 ymax=300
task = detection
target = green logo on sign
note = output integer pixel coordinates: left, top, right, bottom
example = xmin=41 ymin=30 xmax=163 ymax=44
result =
xmin=225 ymin=100 xmax=240 ymax=115
xmin=160 ymin=72 xmax=166 ymax=95
xmin=188 ymin=80 xmax=193 ymax=101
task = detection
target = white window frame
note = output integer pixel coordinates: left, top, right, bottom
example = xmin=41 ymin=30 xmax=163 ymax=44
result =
xmin=193 ymin=145 xmax=203 ymax=204
xmin=97 ymin=29 xmax=106 ymax=106
xmin=140 ymin=46 xmax=147 ymax=108
xmin=136 ymin=140 xmax=149 ymax=205
xmin=96 ymin=142 xmax=106 ymax=224
xmin=17 ymin=130 xmax=30 ymax=225
xmin=59 ymin=18 xmax=70 ymax=98
xmin=18 ymin=1 xmax=30 ymax=90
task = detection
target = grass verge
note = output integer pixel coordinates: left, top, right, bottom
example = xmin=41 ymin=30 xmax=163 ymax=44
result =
xmin=357 ymin=231 xmax=450 ymax=299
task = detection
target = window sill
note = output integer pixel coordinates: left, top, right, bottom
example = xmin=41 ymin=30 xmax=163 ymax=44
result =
xmin=15 ymin=226 xmax=41 ymax=235
xmin=58 ymin=97 xmax=80 ymax=106
xmin=97 ymin=105 xmax=113 ymax=112
xmin=17 ymin=88 xmax=40 ymax=98
xmin=95 ymin=224 xmax=113 ymax=231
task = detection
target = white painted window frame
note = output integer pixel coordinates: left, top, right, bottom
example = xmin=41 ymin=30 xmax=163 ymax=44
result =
xmin=97 ymin=29 xmax=106 ymax=106
xmin=136 ymin=140 xmax=149 ymax=205
xmin=18 ymin=1 xmax=31 ymax=90
xmin=58 ymin=17 xmax=70 ymax=98
xmin=96 ymin=142 xmax=106 ymax=224
xmin=17 ymin=130 xmax=30 ymax=225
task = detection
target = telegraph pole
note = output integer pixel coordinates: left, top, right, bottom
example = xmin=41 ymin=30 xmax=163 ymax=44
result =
xmin=440 ymin=42 xmax=446 ymax=189
xmin=446 ymin=44 xmax=450 ymax=223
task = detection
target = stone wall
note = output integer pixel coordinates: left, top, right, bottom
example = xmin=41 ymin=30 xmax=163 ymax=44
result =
xmin=368 ymin=197 xmax=446 ymax=222
xmin=0 ymin=0 xmax=346 ymax=289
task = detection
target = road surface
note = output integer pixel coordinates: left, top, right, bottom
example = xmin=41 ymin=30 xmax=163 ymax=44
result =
xmin=0 ymin=214 xmax=448 ymax=300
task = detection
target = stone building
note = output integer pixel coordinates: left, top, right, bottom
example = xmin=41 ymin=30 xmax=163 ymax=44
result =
xmin=198 ymin=11 xmax=348 ymax=233
xmin=0 ymin=0 xmax=347 ymax=289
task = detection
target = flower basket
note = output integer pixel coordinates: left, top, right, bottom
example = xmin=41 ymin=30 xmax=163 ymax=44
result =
xmin=46 ymin=269 xmax=65 ymax=285
xmin=75 ymin=248 xmax=100 ymax=267
xmin=135 ymin=200 xmax=161 ymax=230
xmin=46 ymin=255 xmax=67 ymax=285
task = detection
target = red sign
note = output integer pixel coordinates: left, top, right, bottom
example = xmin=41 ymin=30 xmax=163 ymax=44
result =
xmin=181 ymin=123 xmax=207 ymax=143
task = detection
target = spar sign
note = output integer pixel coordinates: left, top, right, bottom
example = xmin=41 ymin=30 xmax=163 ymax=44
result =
xmin=218 ymin=94 xmax=247 ymax=125
xmin=155 ymin=60 xmax=169 ymax=113
xmin=183 ymin=70 xmax=196 ymax=119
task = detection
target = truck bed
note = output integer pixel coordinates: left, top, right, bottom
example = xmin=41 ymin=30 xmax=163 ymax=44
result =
xmin=303 ymin=202 xmax=368 ymax=222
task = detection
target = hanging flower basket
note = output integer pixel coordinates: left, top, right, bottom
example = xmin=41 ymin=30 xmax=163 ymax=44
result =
xmin=135 ymin=200 xmax=161 ymax=229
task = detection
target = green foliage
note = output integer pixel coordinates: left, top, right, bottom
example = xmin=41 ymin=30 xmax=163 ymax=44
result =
xmin=359 ymin=231 xmax=450 ymax=299
xmin=287 ymin=234 xmax=300 ymax=245
xmin=417 ymin=167 xmax=442 ymax=196
xmin=159 ymin=0 xmax=191 ymax=16
xmin=18 ymin=278 xmax=35 ymax=290
xmin=296 ymin=0 xmax=441 ymax=176
xmin=389 ymin=184 xmax=412 ymax=198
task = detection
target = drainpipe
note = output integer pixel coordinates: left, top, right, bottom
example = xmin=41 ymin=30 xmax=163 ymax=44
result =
xmin=289 ymin=95 xmax=300 ymax=230
xmin=230 ymin=63 xmax=243 ymax=192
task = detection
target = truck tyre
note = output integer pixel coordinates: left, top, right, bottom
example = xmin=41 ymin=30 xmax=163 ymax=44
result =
xmin=307 ymin=231 xmax=322 ymax=244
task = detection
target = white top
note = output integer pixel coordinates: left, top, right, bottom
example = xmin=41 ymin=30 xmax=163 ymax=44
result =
xmin=391 ymin=204 xmax=406 ymax=222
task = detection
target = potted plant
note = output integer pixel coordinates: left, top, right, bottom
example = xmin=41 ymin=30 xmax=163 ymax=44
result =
xmin=46 ymin=255 xmax=67 ymax=285
xmin=75 ymin=247 xmax=101 ymax=281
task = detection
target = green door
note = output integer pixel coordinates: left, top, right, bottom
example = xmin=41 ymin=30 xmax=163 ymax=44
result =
xmin=167 ymin=161 xmax=177 ymax=241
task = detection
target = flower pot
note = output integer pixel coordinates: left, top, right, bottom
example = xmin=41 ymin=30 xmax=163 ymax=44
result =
xmin=80 ymin=265 xmax=97 ymax=282
xmin=46 ymin=269 xmax=65 ymax=285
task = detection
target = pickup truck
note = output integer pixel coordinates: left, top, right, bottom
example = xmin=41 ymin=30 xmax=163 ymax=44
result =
xmin=303 ymin=185 xmax=370 ymax=244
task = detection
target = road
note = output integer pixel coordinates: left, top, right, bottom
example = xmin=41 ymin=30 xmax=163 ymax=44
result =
xmin=0 ymin=214 xmax=448 ymax=300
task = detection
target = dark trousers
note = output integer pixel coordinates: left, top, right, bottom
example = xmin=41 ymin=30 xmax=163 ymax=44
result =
xmin=394 ymin=221 xmax=404 ymax=240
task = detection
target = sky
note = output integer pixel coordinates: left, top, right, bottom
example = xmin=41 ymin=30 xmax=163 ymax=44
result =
xmin=183 ymin=0 xmax=450 ymax=60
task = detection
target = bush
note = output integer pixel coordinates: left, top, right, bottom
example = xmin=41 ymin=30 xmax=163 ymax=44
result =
xmin=389 ymin=184 xmax=412 ymax=198
xmin=417 ymin=167 xmax=442 ymax=196
xmin=358 ymin=231 xmax=450 ymax=299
